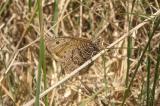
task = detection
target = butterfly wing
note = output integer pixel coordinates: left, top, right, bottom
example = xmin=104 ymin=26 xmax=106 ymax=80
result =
xmin=46 ymin=37 xmax=100 ymax=73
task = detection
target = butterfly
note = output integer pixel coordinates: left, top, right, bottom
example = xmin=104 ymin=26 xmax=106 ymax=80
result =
xmin=45 ymin=36 xmax=101 ymax=74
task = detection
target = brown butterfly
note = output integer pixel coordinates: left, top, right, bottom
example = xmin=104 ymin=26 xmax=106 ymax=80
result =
xmin=45 ymin=36 xmax=101 ymax=74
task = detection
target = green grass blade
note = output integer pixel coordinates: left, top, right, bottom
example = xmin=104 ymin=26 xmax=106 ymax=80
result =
xmin=146 ymin=31 xmax=151 ymax=106
xmin=151 ymin=43 xmax=160 ymax=106
xmin=52 ymin=0 xmax=58 ymax=26
xmin=35 ymin=0 xmax=47 ymax=105
xmin=126 ymin=0 xmax=136 ymax=86
xmin=28 ymin=0 xmax=32 ymax=12
xmin=35 ymin=37 xmax=45 ymax=106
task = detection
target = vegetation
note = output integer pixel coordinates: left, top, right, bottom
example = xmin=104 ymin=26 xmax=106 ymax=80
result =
xmin=0 ymin=0 xmax=160 ymax=106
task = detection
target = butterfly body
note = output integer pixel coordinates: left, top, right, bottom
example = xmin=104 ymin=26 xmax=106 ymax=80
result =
xmin=46 ymin=37 xmax=100 ymax=73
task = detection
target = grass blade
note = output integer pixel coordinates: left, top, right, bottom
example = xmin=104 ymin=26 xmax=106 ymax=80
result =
xmin=151 ymin=43 xmax=160 ymax=105
xmin=121 ymin=17 xmax=160 ymax=106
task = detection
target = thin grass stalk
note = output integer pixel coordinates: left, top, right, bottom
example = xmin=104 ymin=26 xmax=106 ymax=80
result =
xmin=151 ymin=43 xmax=160 ymax=106
xmin=126 ymin=36 xmax=132 ymax=86
xmin=6 ymin=73 xmax=15 ymax=102
xmin=28 ymin=0 xmax=32 ymax=12
xmin=35 ymin=0 xmax=42 ymax=105
xmin=139 ymin=82 xmax=145 ymax=105
xmin=43 ymin=49 xmax=47 ymax=106
xmin=0 ymin=88 xmax=2 ymax=105
xmin=35 ymin=38 xmax=45 ymax=106
xmin=52 ymin=0 xmax=58 ymax=30
xmin=146 ymin=31 xmax=151 ymax=106
xmin=102 ymin=55 xmax=108 ymax=95
xmin=35 ymin=0 xmax=47 ymax=105
xmin=126 ymin=0 xmax=136 ymax=86
xmin=121 ymin=17 xmax=160 ymax=106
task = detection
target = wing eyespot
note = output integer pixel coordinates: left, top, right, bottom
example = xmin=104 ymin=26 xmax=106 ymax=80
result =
xmin=56 ymin=41 xmax=60 ymax=44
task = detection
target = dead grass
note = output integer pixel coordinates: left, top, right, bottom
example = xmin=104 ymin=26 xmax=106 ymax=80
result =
xmin=0 ymin=0 xmax=160 ymax=106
